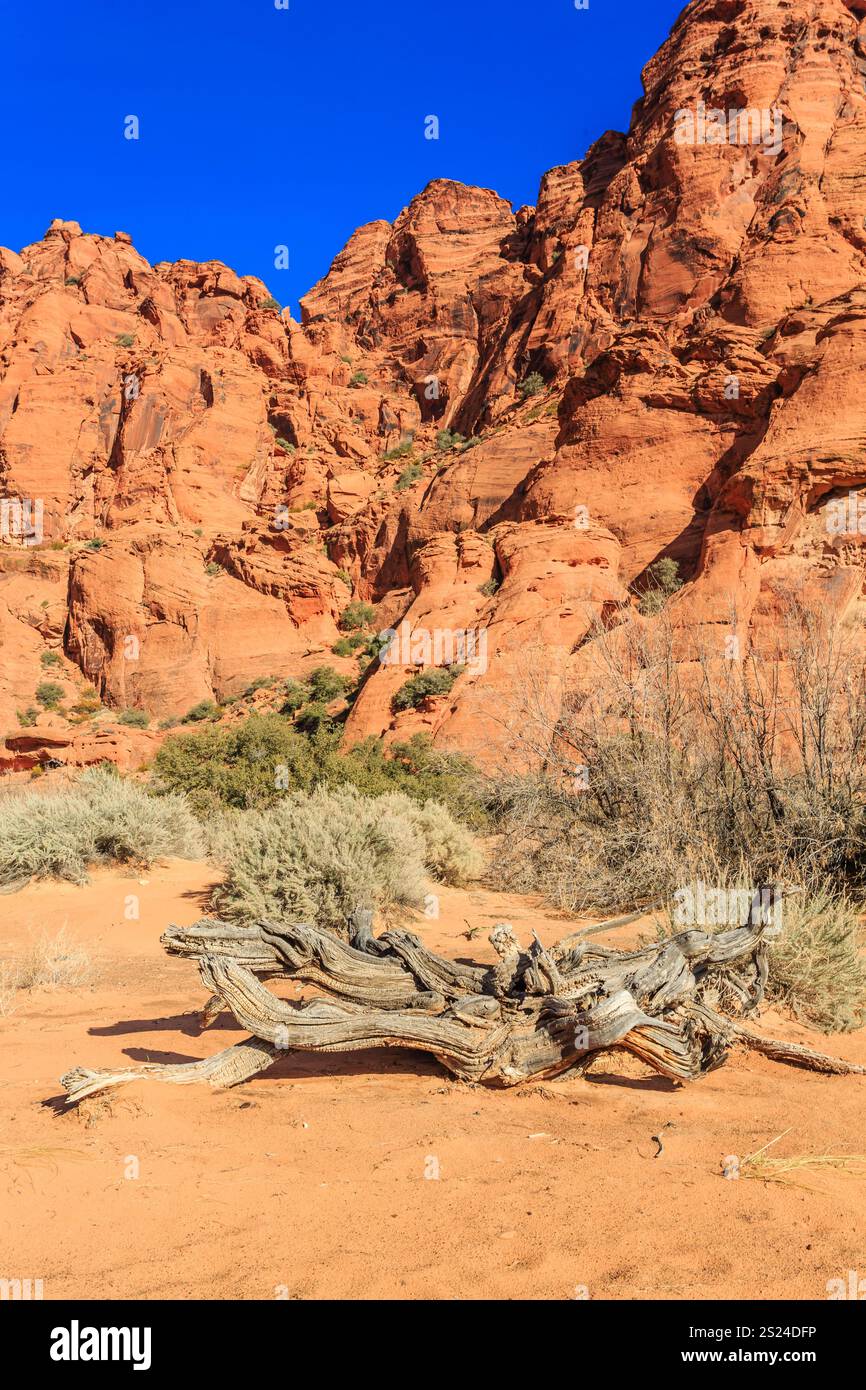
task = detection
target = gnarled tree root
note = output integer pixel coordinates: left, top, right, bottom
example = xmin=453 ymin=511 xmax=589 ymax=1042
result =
xmin=60 ymin=911 xmax=864 ymax=1103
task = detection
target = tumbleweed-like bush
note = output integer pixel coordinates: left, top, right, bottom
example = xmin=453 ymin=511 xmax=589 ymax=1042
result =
xmin=0 ymin=769 xmax=203 ymax=888
xmin=209 ymin=785 xmax=481 ymax=931
xmin=765 ymin=889 xmax=866 ymax=1033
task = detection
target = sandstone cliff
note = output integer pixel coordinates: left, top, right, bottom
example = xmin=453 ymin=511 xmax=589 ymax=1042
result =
xmin=2 ymin=0 xmax=866 ymax=768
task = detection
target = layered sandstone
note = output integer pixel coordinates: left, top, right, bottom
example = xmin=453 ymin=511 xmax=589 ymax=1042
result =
xmin=2 ymin=0 xmax=866 ymax=768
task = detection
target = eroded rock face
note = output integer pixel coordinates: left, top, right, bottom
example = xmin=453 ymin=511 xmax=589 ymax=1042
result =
xmin=2 ymin=0 xmax=866 ymax=764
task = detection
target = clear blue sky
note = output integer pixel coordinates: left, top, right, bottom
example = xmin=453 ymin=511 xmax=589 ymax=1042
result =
xmin=2 ymin=0 xmax=685 ymax=317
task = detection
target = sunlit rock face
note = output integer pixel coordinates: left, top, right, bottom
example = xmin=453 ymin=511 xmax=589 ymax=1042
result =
xmin=2 ymin=0 xmax=866 ymax=763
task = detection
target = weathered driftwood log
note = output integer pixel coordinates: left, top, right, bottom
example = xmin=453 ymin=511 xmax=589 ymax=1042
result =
xmin=60 ymin=910 xmax=864 ymax=1104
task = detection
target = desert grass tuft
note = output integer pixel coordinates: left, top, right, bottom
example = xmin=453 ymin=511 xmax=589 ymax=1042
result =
xmin=19 ymin=927 xmax=92 ymax=990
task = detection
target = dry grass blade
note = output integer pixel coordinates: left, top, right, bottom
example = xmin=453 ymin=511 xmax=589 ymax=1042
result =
xmin=739 ymin=1131 xmax=866 ymax=1188
xmin=0 ymin=1144 xmax=94 ymax=1172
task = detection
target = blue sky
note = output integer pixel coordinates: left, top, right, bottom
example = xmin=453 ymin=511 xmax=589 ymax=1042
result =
xmin=2 ymin=0 xmax=685 ymax=316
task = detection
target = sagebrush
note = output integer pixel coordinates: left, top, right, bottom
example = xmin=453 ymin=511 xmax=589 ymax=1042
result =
xmin=0 ymin=769 xmax=203 ymax=887
xmin=210 ymin=785 xmax=481 ymax=930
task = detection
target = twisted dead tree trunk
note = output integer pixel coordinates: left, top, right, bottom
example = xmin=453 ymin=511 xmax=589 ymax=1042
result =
xmin=61 ymin=910 xmax=864 ymax=1104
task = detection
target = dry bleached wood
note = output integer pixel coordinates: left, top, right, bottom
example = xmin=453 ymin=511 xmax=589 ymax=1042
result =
xmin=60 ymin=908 xmax=865 ymax=1103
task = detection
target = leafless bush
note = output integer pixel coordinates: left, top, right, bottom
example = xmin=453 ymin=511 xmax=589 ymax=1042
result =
xmin=0 ymin=962 xmax=21 ymax=1017
xmin=485 ymin=596 xmax=866 ymax=914
xmin=19 ymin=928 xmax=93 ymax=990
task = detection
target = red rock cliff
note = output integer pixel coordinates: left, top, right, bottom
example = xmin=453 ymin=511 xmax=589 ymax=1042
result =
xmin=2 ymin=0 xmax=866 ymax=763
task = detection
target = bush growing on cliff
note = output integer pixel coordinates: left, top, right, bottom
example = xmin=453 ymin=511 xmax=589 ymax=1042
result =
xmin=395 ymin=463 xmax=423 ymax=491
xmin=637 ymin=557 xmax=682 ymax=615
xmin=436 ymin=428 xmax=465 ymax=452
xmin=332 ymin=632 xmax=368 ymax=657
xmin=0 ymin=769 xmax=202 ymax=889
xmin=383 ymin=441 xmax=414 ymax=462
xmin=307 ymin=666 xmax=350 ymax=702
xmin=518 ymin=371 xmax=545 ymax=399
xmin=392 ymin=667 xmax=462 ymax=713
xmin=35 ymin=682 xmax=64 ymax=710
xmin=182 ymin=700 xmax=222 ymax=724
xmin=209 ymin=785 xmax=480 ymax=930
xmin=118 ymin=708 xmax=149 ymax=728
xmin=281 ymin=680 xmax=310 ymax=715
xmin=340 ymin=601 xmax=376 ymax=632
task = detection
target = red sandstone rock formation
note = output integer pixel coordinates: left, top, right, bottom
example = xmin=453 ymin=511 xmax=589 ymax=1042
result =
xmin=2 ymin=0 xmax=866 ymax=768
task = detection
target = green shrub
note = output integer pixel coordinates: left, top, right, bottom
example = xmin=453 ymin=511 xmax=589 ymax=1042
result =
xmin=395 ymin=464 xmax=423 ymax=492
xmin=281 ymin=681 xmax=311 ymax=715
xmin=383 ymin=441 xmax=414 ymax=462
xmin=335 ymin=569 xmax=353 ymax=588
xmin=205 ymin=562 xmax=221 ymax=577
xmin=348 ymin=370 xmax=368 ymax=388
xmin=340 ymin=601 xmax=376 ymax=632
xmin=332 ymin=632 xmax=368 ymax=657
xmin=86 ymin=538 xmax=105 ymax=551
xmin=479 ymin=577 xmax=500 ymax=597
xmin=307 ymin=666 xmax=349 ymax=703
xmin=436 ymin=429 xmax=465 ymax=452
xmin=638 ymin=558 xmax=683 ymax=616
xmin=275 ymin=437 xmax=294 ymax=452
xmin=16 ymin=708 xmax=39 ymax=728
xmin=0 ymin=769 xmax=202 ymax=887
xmin=209 ymin=785 xmax=480 ymax=930
xmin=519 ymin=372 xmax=545 ymax=399
xmin=243 ymin=677 xmax=279 ymax=697
xmin=181 ymin=700 xmax=222 ymax=724
xmin=154 ymin=715 xmax=318 ymax=815
xmin=40 ymin=651 xmax=61 ymax=668
xmin=260 ymin=297 xmax=281 ymax=311
xmin=35 ymin=682 xmax=64 ymax=710
xmin=115 ymin=333 xmax=135 ymax=348
xmin=152 ymin=715 xmax=486 ymax=827
xmin=392 ymin=667 xmax=462 ymax=713
xmin=65 ymin=275 xmax=82 ymax=286
xmin=294 ymin=701 xmax=334 ymax=734
xmin=118 ymin=708 xmax=149 ymax=728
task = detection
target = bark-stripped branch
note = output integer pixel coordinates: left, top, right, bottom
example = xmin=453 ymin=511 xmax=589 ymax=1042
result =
xmin=60 ymin=909 xmax=864 ymax=1103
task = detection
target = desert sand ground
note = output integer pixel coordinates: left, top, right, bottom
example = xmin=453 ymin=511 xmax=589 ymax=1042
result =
xmin=1 ymin=860 xmax=864 ymax=1301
